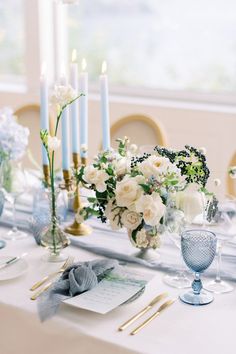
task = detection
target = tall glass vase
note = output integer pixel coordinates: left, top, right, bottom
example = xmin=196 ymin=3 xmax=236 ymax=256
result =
xmin=40 ymin=189 xmax=70 ymax=262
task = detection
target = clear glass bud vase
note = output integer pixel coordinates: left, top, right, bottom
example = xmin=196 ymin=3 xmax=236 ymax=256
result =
xmin=40 ymin=189 xmax=70 ymax=262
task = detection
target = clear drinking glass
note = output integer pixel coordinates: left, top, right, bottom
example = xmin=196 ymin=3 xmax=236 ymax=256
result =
xmin=204 ymin=203 xmax=235 ymax=294
xmin=0 ymin=160 xmax=28 ymax=240
xmin=163 ymin=205 xmax=191 ymax=289
xmin=180 ymin=229 xmax=217 ymax=305
xmin=163 ymin=232 xmax=191 ymax=288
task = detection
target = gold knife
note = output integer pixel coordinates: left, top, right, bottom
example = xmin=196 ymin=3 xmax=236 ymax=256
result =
xmin=118 ymin=292 xmax=168 ymax=331
xmin=130 ymin=298 xmax=176 ymax=335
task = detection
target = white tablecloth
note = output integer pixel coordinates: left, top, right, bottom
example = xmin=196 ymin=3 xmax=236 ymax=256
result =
xmin=0 ymin=224 xmax=236 ymax=354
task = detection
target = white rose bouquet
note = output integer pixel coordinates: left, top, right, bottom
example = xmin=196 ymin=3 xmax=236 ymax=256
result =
xmin=76 ymin=139 xmax=216 ymax=250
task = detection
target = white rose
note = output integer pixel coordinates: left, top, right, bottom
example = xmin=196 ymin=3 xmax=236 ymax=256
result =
xmin=50 ymin=85 xmax=76 ymax=107
xmin=116 ymin=177 xmax=141 ymax=208
xmin=121 ymin=210 xmax=142 ymax=230
xmin=47 ymin=136 xmax=61 ymax=151
xmin=139 ymin=155 xmax=177 ymax=179
xmin=113 ymin=157 xmax=128 ymax=176
xmin=83 ymin=166 xmax=109 ymax=192
xmin=136 ymin=192 xmax=166 ymax=226
xmin=175 ymin=183 xmax=205 ymax=223
xmin=136 ymin=229 xmax=149 ymax=248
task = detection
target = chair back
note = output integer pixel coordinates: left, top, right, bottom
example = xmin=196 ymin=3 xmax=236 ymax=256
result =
xmin=14 ymin=104 xmax=54 ymax=169
xmin=110 ymin=114 xmax=167 ymax=151
xmin=227 ymin=152 xmax=236 ymax=197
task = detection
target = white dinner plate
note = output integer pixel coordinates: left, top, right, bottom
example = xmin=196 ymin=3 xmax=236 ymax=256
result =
xmin=0 ymin=256 xmax=28 ymax=281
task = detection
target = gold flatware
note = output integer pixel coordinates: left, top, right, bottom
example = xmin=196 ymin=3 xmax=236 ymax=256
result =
xmin=30 ymin=282 xmax=53 ymax=301
xmin=118 ymin=292 xmax=168 ymax=331
xmin=30 ymin=256 xmax=72 ymax=291
xmin=130 ymin=298 xmax=176 ymax=336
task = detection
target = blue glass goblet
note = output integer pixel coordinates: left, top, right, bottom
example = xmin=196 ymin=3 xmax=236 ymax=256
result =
xmin=180 ymin=229 xmax=217 ymax=306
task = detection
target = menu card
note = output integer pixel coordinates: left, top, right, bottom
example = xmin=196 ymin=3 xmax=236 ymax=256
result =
xmin=64 ymin=266 xmax=154 ymax=314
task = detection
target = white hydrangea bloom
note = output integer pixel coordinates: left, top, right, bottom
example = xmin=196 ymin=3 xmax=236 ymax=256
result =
xmin=0 ymin=107 xmax=29 ymax=161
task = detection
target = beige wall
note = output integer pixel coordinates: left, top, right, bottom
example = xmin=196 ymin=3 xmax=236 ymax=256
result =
xmin=0 ymin=91 xmax=235 ymax=196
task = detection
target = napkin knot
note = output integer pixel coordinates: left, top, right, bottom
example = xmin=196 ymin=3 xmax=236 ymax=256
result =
xmin=38 ymin=259 xmax=118 ymax=321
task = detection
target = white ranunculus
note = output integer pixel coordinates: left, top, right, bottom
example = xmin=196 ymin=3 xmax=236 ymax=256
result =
xmin=83 ymin=166 xmax=109 ymax=193
xmin=47 ymin=136 xmax=61 ymax=151
xmin=139 ymin=155 xmax=178 ymax=179
xmin=121 ymin=210 xmax=142 ymax=230
xmin=175 ymin=183 xmax=205 ymax=223
xmin=135 ymin=229 xmax=149 ymax=248
xmin=50 ymin=85 xmax=76 ymax=107
xmin=136 ymin=192 xmax=166 ymax=226
xmin=116 ymin=176 xmax=142 ymax=208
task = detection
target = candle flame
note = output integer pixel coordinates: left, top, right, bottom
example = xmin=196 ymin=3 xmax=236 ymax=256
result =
xmin=71 ymin=49 xmax=77 ymax=63
xmin=81 ymin=58 xmax=87 ymax=71
xmin=41 ymin=62 xmax=47 ymax=76
xmin=101 ymin=61 xmax=107 ymax=74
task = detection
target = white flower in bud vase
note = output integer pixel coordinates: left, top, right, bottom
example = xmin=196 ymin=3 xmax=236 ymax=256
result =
xmin=199 ymin=147 xmax=207 ymax=155
xmin=175 ymin=183 xmax=205 ymax=223
xmin=83 ymin=166 xmax=109 ymax=193
xmin=116 ymin=176 xmax=142 ymax=208
xmin=121 ymin=210 xmax=142 ymax=230
xmin=229 ymin=166 xmax=236 ymax=179
xmin=50 ymin=85 xmax=76 ymax=108
xmin=47 ymin=136 xmax=61 ymax=151
xmin=214 ymin=178 xmax=221 ymax=187
xmin=136 ymin=229 xmax=149 ymax=248
xmin=80 ymin=144 xmax=88 ymax=153
xmin=136 ymin=192 xmax=166 ymax=226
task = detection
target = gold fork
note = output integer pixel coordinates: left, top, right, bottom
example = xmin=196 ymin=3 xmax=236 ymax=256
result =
xmin=30 ymin=256 xmax=72 ymax=291
xmin=30 ymin=257 xmax=74 ymax=301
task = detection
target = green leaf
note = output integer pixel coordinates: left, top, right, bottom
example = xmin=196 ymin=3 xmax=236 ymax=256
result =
xmin=139 ymin=183 xmax=151 ymax=193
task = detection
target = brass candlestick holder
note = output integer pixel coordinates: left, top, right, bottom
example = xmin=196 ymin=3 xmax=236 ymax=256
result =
xmin=64 ymin=154 xmax=92 ymax=236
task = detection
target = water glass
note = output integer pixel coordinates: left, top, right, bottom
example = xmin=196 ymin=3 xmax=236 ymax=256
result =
xmin=180 ymin=229 xmax=217 ymax=305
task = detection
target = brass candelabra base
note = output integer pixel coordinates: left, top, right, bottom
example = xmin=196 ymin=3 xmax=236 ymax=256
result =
xmin=64 ymin=220 xmax=92 ymax=236
xmin=64 ymin=154 xmax=92 ymax=237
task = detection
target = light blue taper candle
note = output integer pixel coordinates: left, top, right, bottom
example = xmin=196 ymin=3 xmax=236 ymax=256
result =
xmin=70 ymin=49 xmax=79 ymax=154
xmin=100 ymin=61 xmax=110 ymax=151
xmin=79 ymin=58 xmax=88 ymax=158
xmin=61 ymin=74 xmax=71 ymax=170
xmin=40 ymin=63 xmax=49 ymax=165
